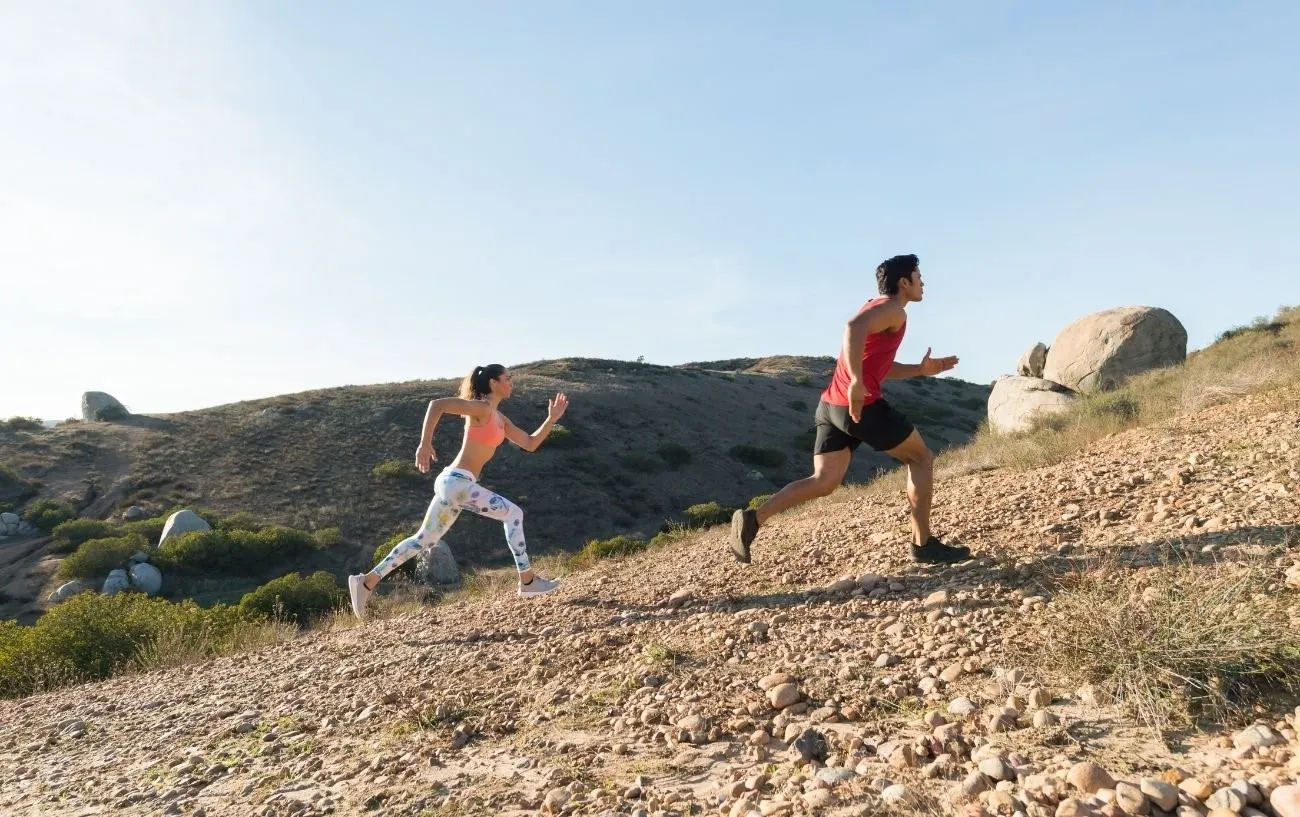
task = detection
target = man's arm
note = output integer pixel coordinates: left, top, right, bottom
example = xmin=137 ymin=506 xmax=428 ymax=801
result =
xmin=885 ymin=347 xmax=959 ymax=380
xmin=842 ymin=301 xmax=905 ymax=419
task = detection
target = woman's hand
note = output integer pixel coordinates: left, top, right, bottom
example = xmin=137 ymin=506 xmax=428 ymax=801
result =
xmin=415 ymin=441 xmax=436 ymax=473
xmin=547 ymin=392 xmax=569 ymax=421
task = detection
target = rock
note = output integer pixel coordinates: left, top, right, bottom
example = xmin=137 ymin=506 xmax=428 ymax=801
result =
xmin=880 ymin=785 xmax=915 ymax=806
xmin=815 ymin=767 xmax=856 ymax=786
xmin=979 ymin=758 xmax=1015 ymax=782
xmin=1114 ymin=781 xmax=1149 ymax=815
xmin=1234 ymin=724 xmax=1286 ymax=750
xmin=1139 ymin=778 xmax=1178 ymax=811
xmin=418 ymin=540 xmax=460 ymax=585
xmin=82 ymin=391 xmax=128 ymax=421
xmin=1018 ymin=342 xmax=1048 ymax=377
xmin=767 ymin=683 xmax=800 ymax=710
xmin=1206 ymin=788 xmax=1246 ymax=813
xmin=988 ymin=376 xmax=1080 ymax=434
xmin=102 ymin=569 xmax=130 ymax=596
xmin=1270 ymin=785 xmax=1300 ymax=817
xmin=1067 ymin=762 xmax=1115 ymax=795
xmin=1032 ymin=710 xmax=1059 ymax=728
xmin=1042 ymin=306 xmax=1187 ymax=393
xmin=158 ymin=510 xmax=211 ymax=547
xmin=792 ymin=728 xmax=827 ymax=763
xmin=48 ymin=580 xmax=89 ymax=604
xmin=129 ymin=562 xmax=162 ymax=596
xmin=123 ymin=505 xmax=147 ymax=521
xmin=0 ymin=512 xmax=20 ymax=537
xmin=949 ymin=698 xmax=978 ymax=717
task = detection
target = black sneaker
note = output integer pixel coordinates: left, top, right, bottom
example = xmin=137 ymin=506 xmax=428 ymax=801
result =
xmin=729 ymin=509 xmax=758 ymax=563
xmin=911 ymin=536 xmax=970 ymax=564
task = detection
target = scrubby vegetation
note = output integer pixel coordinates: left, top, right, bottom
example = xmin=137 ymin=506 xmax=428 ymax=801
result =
xmin=21 ymin=498 xmax=76 ymax=532
xmin=728 ymin=444 xmax=786 ymax=468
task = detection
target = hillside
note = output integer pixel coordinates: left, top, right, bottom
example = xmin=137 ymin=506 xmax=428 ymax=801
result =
xmin=1 ymin=313 xmax=1299 ymax=816
xmin=0 ymin=356 xmax=990 ymax=620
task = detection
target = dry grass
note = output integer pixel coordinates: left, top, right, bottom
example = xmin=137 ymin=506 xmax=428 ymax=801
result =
xmin=133 ymin=616 xmax=300 ymax=672
xmin=1029 ymin=550 xmax=1300 ymax=740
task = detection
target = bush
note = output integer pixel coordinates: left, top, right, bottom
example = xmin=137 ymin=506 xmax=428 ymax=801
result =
xmin=94 ymin=404 xmax=129 ymax=421
xmin=747 ymin=494 xmax=772 ymax=510
xmin=794 ymin=374 xmax=813 ymax=387
xmin=787 ymin=400 xmax=808 ymax=412
xmin=120 ymin=515 xmax=169 ymax=545
xmin=153 ymin=525 xmax=321 ymax=575
xmin=238 ymin=571 xmax=344 ymax=627
xmin=51 ymin=519 xmax=116 ymax=553
xmin=682 ymin=501 xmax=734 ymax=528
xmin=729 ymin=445 xmax=786 ymax=469
xmin=312 ymin=527 xmax=343 ymax=547
xmin=0 ymin=467 xmax=37 ymax=512
xmin=372 ymin=459 xmax=422 ymax=481
xmin=1032 ymin=555 xmax=1300 ymax=737
xmin=657 ymin=443 xmax=692 ymax=470
xmin=0 ymin=591 xmax=219 ymax=698
xmin=215 ymin=511 xmax=267 ymax=532
xmin=546 ymin=424 xmax=583 ymax=448
xmin=1 ymin=417 xmax=44 ymax=432
xmin=575 ymin=534 xmax=649 ymax=566
xmin=620 ymin=452 xmax=661 ymax=473
xmin=57 ymin=535 xmax=148 ymax=580
xmin=22 ymin=499 xmax=77 ymax=532
xmin=372 ymin=530 xmax=418 ymax=578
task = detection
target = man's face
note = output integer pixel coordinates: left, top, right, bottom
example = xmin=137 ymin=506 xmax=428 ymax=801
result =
xmin=901 ymin=268 xmax=924 ymax=302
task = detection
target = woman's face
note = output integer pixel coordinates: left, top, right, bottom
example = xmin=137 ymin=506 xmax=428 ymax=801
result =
xmin=491 ymin=369 xmax=514 ymax=399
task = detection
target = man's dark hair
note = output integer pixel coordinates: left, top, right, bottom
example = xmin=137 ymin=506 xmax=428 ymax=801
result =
xmin=875 ymin=254 xmax=919 ymax=295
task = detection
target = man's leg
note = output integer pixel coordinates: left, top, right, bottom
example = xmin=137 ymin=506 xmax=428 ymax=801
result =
xmin=882 ymin=429 xmax=969 ymax=563
xmin=729 ymin=449 xmax=851 ymax=563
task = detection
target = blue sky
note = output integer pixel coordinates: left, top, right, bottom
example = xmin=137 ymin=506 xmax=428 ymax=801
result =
xmin=4 ymin=1 xmax=1298 ymax=420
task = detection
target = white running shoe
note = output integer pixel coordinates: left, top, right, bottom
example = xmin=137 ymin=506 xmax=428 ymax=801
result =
xmin=518 ymin=575 xmax=560 ymax=598
xmin=347 ymin=574 xmax=372 ymax=619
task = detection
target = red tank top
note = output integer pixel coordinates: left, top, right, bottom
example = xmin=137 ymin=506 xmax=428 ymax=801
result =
xmin=822 ymin=297 xmax=906 ymax=407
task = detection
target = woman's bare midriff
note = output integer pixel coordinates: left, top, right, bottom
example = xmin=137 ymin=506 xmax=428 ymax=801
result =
xmin=447 ymin=435 xmax=497 ymax=479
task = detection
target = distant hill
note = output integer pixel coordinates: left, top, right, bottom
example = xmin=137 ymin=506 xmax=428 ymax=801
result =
xmin=0 ymin=355 xmax=990 ymax=614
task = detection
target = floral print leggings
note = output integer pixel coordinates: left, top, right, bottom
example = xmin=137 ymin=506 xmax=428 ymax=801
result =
xmin=370 ymin=467 xmax=530 ymax=579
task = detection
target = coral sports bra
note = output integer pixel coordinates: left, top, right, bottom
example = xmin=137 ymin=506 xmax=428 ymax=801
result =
xmin=467 ymin=410 xmax=505 ymax=448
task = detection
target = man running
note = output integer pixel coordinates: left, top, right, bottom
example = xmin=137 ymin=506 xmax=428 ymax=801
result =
xmin=729 ymin=253 xmax=971 ymax=565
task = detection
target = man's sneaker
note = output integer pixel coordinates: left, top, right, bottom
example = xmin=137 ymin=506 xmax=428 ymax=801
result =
xmin=347 ymin=574 xmax=372 ymax=619
xmin=729 ymin=509 xmax=758 ymax=564
xmin=911 ymin=536 xmax=971 ymax=565
xmin=519 ymin=575 xmax=560 ymax=598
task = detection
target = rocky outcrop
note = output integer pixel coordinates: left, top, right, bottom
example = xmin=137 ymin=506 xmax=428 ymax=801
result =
xmin=1016 ymin=342 xmax=1047 ymax=378
xmin=81 ymin=392 xmax=128 ymax=422
xmin=987 ymin=376 xmax=1079 ymax=434
xmin=158 ymin=510 xmax=211 ymax=547
xmin=1043 ymin=306 xmax=1187 ymax=392
xmin=419 ymin=540 xmax=461 ymax=585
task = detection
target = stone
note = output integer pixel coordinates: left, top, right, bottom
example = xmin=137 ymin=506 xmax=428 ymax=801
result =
xmin=129 ymin=562 xmax=162 ymax=596
xmin=1234 ymin=724 xmax=1286 ymax=750
xmin=1067 ymin=762 xmax=1115 ymax=795
xmin=1139 ymin=779 xmax=1178 ymax=811
xmin=1018 ymin=342 xmax=1049 ymax=378
xmin=102 ymin=569 xmax=130 ymax=596
xmin=48 ymin=580 xmax=87 ymax=604
xmin=988 ymin=376 xmax=1080 ymax=434
xmin=0 ymin=512 xmax=20 ymax=537
xmin=1042 ymin=306 xmax=1188 ymax=393
xmin=82 ymin=391 xmax=128 ymax=421
xmin=767 ymin=684 xmax=800 ymax=710
xmin=979 ymin=758 xmax=1015 ymax=782
xmin=123 ymin=505 xmax=147 ymax=521
xmin=1114 ymin=781 xmax=1149 ymax=815
xmin=158 ymin=510 xmax=211 ymax=547
xmin=418 ymin=540 xmax=460 ymax=585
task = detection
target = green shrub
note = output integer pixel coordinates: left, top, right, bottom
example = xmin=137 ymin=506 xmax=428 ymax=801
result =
xmin=748 ymin=494 xmax=772 ymax=510
xmin=154 ymin=525 xmax=320 ymax=575
xmin=575 ymin=534 xmax=649 ymax=566
xmin=0 ymin=592 xmax=215 ymax=698
xmin=22 ymin=499 xmax=77 ymax=532
xmin=546 ymin=424 xmax=583 ymax=448
xmin=372 ymin=459 xmax=422 ymax=481
xmin=1 ymin=417 xmax=44 ymax=433
xmin=729 ymin=445 xmax=786 ymax=468
xmin=787 ymin=400 xmax=808 ymax=412
xmin=94 ymin=404 xmax=129 ymax=421
xmin=51 ymin=519 xmax=115 ymax=553
xmin=215 ymin=511 xmax=267 ymax=532
xmin=120 ymin=515 xmax=168 ymax=545
xmin=620 ymin=452 xmax=661 ymax=473
xmin=372 ymin=530 xmax=418 ymax=578
xmin=656 ymin=443 xmax=692 ymax=470
xmin=312 ymin=527 xmax=343 ymax=547
xmin=57 ymin=535 xmax=148 ymax=580
xmin=682 ymin=501 xmax=734 ymax=528
xmin=0 ymin=466 xmax=38 ymax=512
xmin=238 ymin=571 xmax=344 ymax=627
xmin=794 ymin=374 xmax=813 ymax=387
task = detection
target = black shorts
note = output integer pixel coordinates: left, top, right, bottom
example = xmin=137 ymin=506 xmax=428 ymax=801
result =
xmin=813 ymin=399 xmax=915 ymax=454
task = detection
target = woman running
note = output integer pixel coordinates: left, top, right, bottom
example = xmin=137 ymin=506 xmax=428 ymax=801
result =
xmin=347 ymin=364 xmax=568 ymax=618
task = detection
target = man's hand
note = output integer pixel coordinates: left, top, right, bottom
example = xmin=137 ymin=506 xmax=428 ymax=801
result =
xmin=547 ymin=392 xmax=569 ymax=421
xmin=847 ymin=380 xmax=866 ymax=422
xmin=919 ymin=347 xmax=959 ymax=377
xmin=414 ymin=441 xmax=436 ymax=473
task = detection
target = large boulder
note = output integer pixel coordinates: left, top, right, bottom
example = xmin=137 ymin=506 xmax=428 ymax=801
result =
xmin=1016 ymin=342 xmax=1047 ymax=378
xmin=48 ymin=580 xmax=88 ymax=604
xmin=0 ymin=512 xmax=19 ymax=537
xmin=988 ymin=376 xmax=1079 ymax=434
xmin=1043 ymin=306 xmax=1187 ymax=393
xmin=102 ymin=569 xmax=130 ymax=596
xmin=418 ymin=540 xmax=461 ymax=585
xmin=81 ymin=391 xmax=128 ymax=422
xmin=129 ymin=562 xmax=162 ymax=596
xmin=158 ymin=509 xmax=211 ymax=547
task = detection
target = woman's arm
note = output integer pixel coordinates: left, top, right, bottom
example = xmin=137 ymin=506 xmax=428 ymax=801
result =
xmin=502 ymin=393 xmax=568 ymax=452
xmin=414 ymin=397 xmax=490 ymax=471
